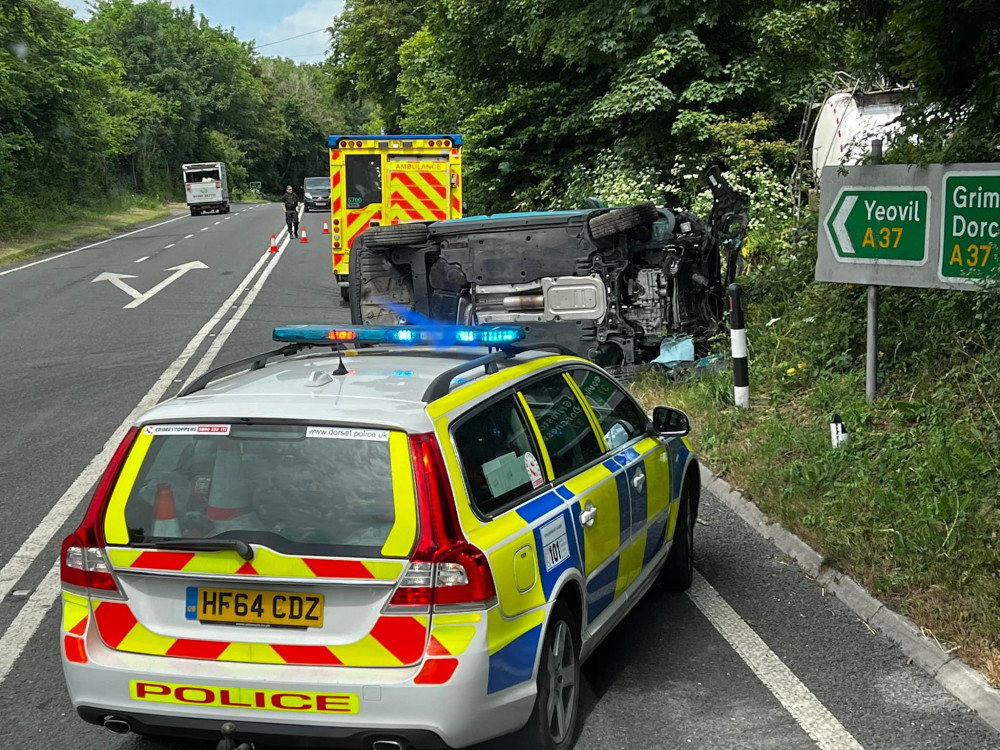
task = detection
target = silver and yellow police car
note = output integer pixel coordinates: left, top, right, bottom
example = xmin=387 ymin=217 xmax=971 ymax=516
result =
xmin=60 ymin=324 xmax=699 ymax=750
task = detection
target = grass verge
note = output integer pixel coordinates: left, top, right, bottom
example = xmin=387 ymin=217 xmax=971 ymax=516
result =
xmin=0 ymin=195 xmax=181 ymax=268
xmin=629 ymin=228 xmax=1000 ymax=687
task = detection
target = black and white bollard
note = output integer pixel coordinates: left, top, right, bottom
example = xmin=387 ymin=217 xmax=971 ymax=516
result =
xmin=727 ymin=283 xmax=749 ymax=408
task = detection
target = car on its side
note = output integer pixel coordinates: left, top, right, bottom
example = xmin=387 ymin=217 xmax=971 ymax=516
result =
xmin=60 ymin=324 xmax=699 ymax=750
xmin=350 ymin=167 xmax=749 ymax=367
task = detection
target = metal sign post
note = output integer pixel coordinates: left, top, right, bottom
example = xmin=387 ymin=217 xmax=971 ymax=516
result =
xmin=866 ymin=139 xmax=882 ymax=403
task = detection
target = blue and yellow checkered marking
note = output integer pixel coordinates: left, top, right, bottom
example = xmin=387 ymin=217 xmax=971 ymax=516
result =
xmin=487 ymin=624 xmax=543 ymax=694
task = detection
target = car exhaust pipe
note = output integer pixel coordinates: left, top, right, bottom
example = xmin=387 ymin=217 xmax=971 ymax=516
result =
xmin=102 ymin=716 xmax=131 ymax=735
xmin=502 ymin=294 xmax=544 ymax=311
xmin=372 ymin=740 xmax=405 ymax=750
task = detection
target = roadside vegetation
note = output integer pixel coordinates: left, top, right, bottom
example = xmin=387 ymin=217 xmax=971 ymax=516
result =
xmin=0 ymin=0 xmax=369 ymax=243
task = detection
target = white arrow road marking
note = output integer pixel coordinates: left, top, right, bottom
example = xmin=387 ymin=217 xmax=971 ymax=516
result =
xmin=91 ymin=271 xmax=142 ymax=300
xmin=834 ymin=195 xmax=858 ymax=254
xmin=123 ymin=261 xmax=209 ymax=309
xmin=92 ymin=261 xmax=210 ymax=309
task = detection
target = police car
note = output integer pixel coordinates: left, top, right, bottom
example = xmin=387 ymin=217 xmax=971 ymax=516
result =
xmin=60 ymin=324 xmax=699 ymax=750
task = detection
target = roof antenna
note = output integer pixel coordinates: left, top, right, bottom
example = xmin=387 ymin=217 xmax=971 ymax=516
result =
xmin=332 ymin=344 xmax=349 ymax=376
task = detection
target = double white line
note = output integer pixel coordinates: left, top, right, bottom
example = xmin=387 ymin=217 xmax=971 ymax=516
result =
xmin=0 ymin=221 xmax=295 ymax=685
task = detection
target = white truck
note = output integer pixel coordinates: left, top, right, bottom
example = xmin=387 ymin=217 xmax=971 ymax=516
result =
xmin=183 ymin=162 xmax=229 ymax=216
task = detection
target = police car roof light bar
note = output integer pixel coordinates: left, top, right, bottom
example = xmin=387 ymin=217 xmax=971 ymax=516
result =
xmin=271 ymin=324 xmax=526 ymax=348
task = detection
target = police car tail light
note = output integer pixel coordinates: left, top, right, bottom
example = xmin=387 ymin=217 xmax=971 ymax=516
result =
xmin=386 ymin=434 xmax=497 ymax=611
xmin=60 ymin=426 xmax=139 ymax=595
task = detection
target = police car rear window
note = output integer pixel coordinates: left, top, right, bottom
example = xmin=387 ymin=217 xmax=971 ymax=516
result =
xmin=118 ymin=424 xmax=397 ymax=556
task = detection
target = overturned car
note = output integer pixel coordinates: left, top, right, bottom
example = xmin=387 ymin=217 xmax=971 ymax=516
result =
xmin=349 ymin=167 xmax=749 ymax=366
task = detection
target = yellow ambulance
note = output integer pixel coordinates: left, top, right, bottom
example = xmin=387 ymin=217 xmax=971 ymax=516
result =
xmin=328 ymin=135 xmax=464 ymax=300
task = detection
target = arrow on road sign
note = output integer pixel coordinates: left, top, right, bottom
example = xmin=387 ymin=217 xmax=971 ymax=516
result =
xmin=92 ymin=261 xmax=210 ymax=309
xmin=832 ymin=195 xmax=858 ymax=254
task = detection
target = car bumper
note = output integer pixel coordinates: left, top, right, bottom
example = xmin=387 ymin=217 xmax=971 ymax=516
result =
xmin=306 ymin=200 xmax=330 ymax=209
xmin=63 ymin=621 xmax=536 ymax=748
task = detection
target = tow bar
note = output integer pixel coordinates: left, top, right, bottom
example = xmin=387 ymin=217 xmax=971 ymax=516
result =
xmin=216 ymin=722 xmax=254 ymax=750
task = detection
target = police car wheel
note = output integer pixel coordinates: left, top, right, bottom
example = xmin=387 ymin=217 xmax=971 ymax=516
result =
xmin=659 ymin=483 xmax=694 ymax=591
xmin=517 ymin=603 xmax=580 ymax=750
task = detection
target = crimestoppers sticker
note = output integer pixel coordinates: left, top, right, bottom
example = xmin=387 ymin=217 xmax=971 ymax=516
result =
xmin=306 ymin=426 xmax=389 ymax=441
xmin=143 ymin=425 xmax=231 ymax=436
xmin=525 ymin=452 xmax=544 ymax=488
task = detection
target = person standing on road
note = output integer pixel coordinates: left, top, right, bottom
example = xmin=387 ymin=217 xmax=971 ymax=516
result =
xmin=281 ymin=185 xmax=300 ymax=238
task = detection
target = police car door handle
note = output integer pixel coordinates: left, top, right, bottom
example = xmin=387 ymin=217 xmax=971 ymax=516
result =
xmin=579 ymin=503 xmax=597 ymax=528
xmin=632 ymin=470 xmax=645 ymax=491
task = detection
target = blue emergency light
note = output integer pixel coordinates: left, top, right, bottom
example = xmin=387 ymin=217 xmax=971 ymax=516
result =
xmin=272 ymin=324 xmax=526 ymax=347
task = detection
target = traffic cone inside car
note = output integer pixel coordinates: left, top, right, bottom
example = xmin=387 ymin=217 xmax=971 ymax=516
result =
xmin=322 ymin=220 xmax=330 ymax=234
xmin=205 ymin=441 xmax=259 ymax=533
xmin=300 ymin=226 xmax=309 ymax=243
xmin=151 ymin=483 xmax=182 ymax=538
xmin=269 ymin=233 xmax=278 ymax=253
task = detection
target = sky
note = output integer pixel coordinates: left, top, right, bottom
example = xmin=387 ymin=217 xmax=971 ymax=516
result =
xmin=56 ymin=0 xmax=345 ymax=63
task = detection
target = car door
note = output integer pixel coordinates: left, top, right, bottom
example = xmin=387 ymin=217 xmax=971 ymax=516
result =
xmin=569 ymin=368 xmax=673 ymax=592
xmin=518 ymin=372 xmax=633 ymax=634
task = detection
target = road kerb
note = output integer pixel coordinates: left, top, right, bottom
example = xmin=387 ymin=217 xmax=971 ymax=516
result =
xmin=701 ymin=467 xmax=1000 ymax=734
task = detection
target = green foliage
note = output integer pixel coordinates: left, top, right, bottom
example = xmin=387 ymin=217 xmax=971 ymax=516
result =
xmin=327 ymin=0 xmax=846 ymax=213
xmin=846 ymin=0 xmax=1000 ymax=163
xmin=0 ymin=0 xmax=358 ymax=241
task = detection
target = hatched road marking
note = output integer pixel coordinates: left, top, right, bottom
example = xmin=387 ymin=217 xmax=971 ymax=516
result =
xmin=0 ymin=225 xmax=293 ymax=688
xmin=688 ymin=571 xmax=866 ymax=750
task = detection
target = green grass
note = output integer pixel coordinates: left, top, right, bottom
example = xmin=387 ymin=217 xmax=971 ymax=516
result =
xmin=0 ymin=195 xmax=179 ymax=268
xmin=630 ymin=222 xmax=1000 ymax=687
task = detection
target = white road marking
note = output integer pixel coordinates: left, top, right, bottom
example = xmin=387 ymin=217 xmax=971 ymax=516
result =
xmin=688 ymin=571 xmax=865 ymax=750
xmin=91 ymin=262 xmax=210 ymax=309
xmin=127 ymin=262 xmax=210 ymax=309
xmin=0 ymin=563 xmax=59 ymax=684
xmin=200 ymin=227 xmax=209 ymax=232
xmin=0 ymin=215 xmax=187 ymax=279
xmin=91 ymin=272 xmax=141 ymax=300
xmin=0 ymin=232 xmax=284 ymax=609
xmin=184 ymin=234 xmax=194 ymax=239
xmin=223 ymin=217 xmax=231 ymax=221
xmin=164 ymin=243 xmax=175 ymax=249
xmin=133 ymin=256 xmax=149 ymax=264
xmin=214 ymin=221 xmax=221 ymax=225
xmin=184 ymin=234 xmax=289 ymax=386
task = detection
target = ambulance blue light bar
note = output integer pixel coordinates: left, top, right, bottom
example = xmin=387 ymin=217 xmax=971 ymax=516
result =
xmin=273 ymin=325 xmax=525 ymax=347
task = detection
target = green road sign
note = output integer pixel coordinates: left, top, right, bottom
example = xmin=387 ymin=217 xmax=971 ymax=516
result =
xmin=825 ymin=187 xmax=930 ymax=264
xmin=940 ymin=172 xmax=1000 ymax=284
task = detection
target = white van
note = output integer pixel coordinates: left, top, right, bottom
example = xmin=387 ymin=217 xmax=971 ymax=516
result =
xmin=183 ymin=162 xmax=230 ymax=216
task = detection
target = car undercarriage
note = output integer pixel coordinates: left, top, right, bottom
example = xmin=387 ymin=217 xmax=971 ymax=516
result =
xmin=350 ymin=167 xmax=749 ymax=366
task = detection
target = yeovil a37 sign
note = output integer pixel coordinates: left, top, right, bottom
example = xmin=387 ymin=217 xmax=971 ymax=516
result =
xmin=817 ymin=163 xmax=1000 ymax=290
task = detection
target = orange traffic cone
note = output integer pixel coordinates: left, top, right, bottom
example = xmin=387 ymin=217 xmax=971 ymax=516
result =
xmin=269 ymin=234 xmax=278 ymax=253
xmin=300 ymin=226 xmax=309 ymax=244
xmin=205 ymin=442 xmax=260 ymax=533
xmin=322 ymin=221 xmax=330 ymax=234
xmin=152 ymin=483 xmax=182 ymax=538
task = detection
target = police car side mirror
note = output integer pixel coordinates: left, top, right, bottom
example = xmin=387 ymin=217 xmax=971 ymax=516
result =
xmin=652 ymin=406 xmax=690 ymax=437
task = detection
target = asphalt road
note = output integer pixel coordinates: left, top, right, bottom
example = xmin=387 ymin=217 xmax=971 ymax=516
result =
xmin=0 ymin=205 xmax=997 ymax=750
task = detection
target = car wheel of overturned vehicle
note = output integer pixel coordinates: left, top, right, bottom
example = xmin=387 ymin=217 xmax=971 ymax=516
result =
xmin=349 ymin=236 xmax=415 ymax=326
xmin=587 ymin=201 xmax=659 ymax=240
xmin=515 ymin=602 xmax=580 ymax=750
xmin=364 ymin=222 xmax=430 ymax=247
